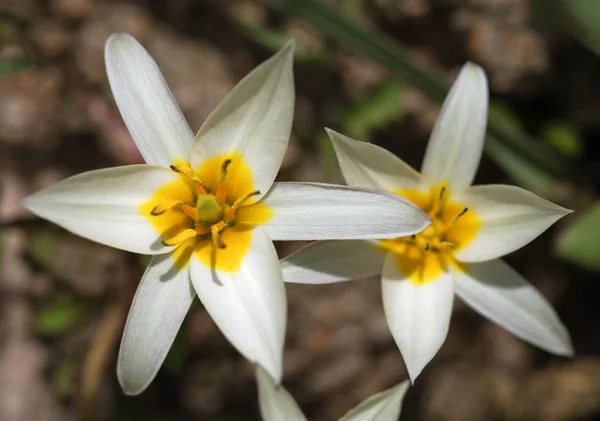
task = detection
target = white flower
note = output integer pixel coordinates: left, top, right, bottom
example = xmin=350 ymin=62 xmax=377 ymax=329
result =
xmin=22 ymin=34 xmax=430 ymax=395
xmin=256 ymin=367 xmax=409 ymax=421
xmin=281 ymin=63 xmax=574 ymax=382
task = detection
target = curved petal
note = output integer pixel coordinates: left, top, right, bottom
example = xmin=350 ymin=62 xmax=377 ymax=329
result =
xmin=117 ymin=253 xmax=195 ymax=395
xmin=260 ymin=182 xmax=431 ymax=241
xmin=327 ymin=129 xmax=426 ymax=191
xmin=421 ymin=63 xmax=488 ymax=189
xmin=455 ymin=259 xmax=573 ymax=356
xmin=22 ymin=165 xmax=178 ymax=254
xmin=382 ymin=254 xmax=454 ymax=382
xmin=189 ymin=227 xmax=286 ymax=381
xmin=454 ymin=184 xmax=572 ymax=262
xmin=190 ymin=41 xmax=295 ymax=200
xmin=339 ymin=381 xmax=410 ymax=421
xmin=105 ymin=33 xmax=193 ymax=166
xmin=256 ymin=366 xmax=308 ymax=421
xmin=281 ymin=240 xmax=384 ymax=284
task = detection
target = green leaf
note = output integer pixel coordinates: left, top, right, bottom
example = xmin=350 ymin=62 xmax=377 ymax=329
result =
xmin=339 ymin=78 xmax=405 ymax=141
xmin=27 ymin=230 xmax=55 ymax=267
xmin=556 ymin=202 xmax=600 ymax=272
xmin=257 ymin=0 xmax=574 ymax=184
xmin=53 ymin=358 xmax=78 ymax=397
xmin=36 ymin=299 xmax=88 ymax=335
xmin=542 ymin=0 xmax=600 ymax=56
xmin=541 ymin=122 xmax=583 ymax=158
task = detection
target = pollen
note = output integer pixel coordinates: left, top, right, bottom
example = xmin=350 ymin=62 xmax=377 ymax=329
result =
xmin=140 ymin=153 xmax=273 ymax=272
xmin=379 ymin=183 xmax=481 ymax=285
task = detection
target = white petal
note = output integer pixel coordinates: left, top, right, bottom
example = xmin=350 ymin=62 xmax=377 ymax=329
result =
xmin=339 ymin=381 xmax=410 ymax=421
xmin=381 ymin=254 xmax=454 ymax=382
xmin=22 ymin=165 xmax=177 ymax=254
xmin=190 ymin=41 xmax=295 ymax=199
xmin=454 ymin=184 xmax=572 ymax=262
xmin=189 ymin=227 xmax=286 ymax=381
xmin=421 ymin=63 xmax=488 ymax=189
xmin=281 ymin=240 xmax=384 ymax=284
xmin=455 ymin=259 xmax=573 ymax=356
xmin=105 ymin=34 xmax=194 ymax=166
xmin=327 ymin=129 xmax=426 ymax=191
xmin=117 ymin=254 xmax=195 ymax=395
xmin=261 ymin=182 xmax=431 ymax=241
xmin=256 ymin=366 xmax=308 ymax=421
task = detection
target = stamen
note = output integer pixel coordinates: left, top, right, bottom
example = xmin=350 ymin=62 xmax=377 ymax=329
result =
xmin=211 ymin=225 xmax=227 ymax=249
xmin=195 ymin=225 xmax=211 ymax=235
xmin=182 ymin=205 xmax=198 ymax=220
xmin=215 ymin=185 xmax=226 ymax=206
xmin=429 ymin=186 xmax=447 ymax=217
xmin=232 ymin=190 xmax=261 ymax=209
xmin=449 ymin=207 xmax=469 ymax=226
xmin=438 ymin=186 xmax=446 ymax=201
xmin=424 ymin=241 xmax=431 ymax=251
xmin=170 ymin=163 xmax=206 ymax=194
xmin=151 ymin=200 xmax=183 ymax=216
xmin=162 ymin=229 xmax=197 ymax=246
xmin=441 ymin=241 xmax=456 ymax=249
xmin=220 ymin=159 xmax=232 ymax=184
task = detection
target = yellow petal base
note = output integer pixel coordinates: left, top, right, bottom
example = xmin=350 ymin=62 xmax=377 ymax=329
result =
xmin=379 ymin=183 xmax=480 ymax=285
xmin=140 ymin=153 xmax=273 ymax=272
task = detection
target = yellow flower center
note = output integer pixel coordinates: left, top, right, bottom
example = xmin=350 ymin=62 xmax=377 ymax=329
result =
xmin=379 ymin=184 xmax=481 ymax=285
xmin=140 ymin=153 xmax=273 ymax=272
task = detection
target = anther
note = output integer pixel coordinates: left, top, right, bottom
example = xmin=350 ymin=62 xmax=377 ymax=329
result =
xmin=170 ymin=164 xmax=204 ymax=185
xmin=151 ymin=200 xmax=183 ymax=216
xmin=211 ymin=225 xmax=227 ymax=249
xmin=220 ymin=159 xmax=232 ymax=184
xmin=438 ymin=186 xmax=446 ymax=201
xmin=424 ymin=241 xmax=431 ymax=251
xmin=232 ymin=190 xmax=261 ymax=209
xmin=450 ymin=207 xmax=469 ymax=225
xmin=441 ymin=241 xmax=456 ymax=249
xmin=430 ymin=186 xmax=447 ymax=217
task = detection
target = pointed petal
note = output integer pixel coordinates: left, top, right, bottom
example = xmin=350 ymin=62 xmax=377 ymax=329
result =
xmin=281 ymin=240 xmax=384 ymax=284
xmin=454 ymin=184 xmax=572 ymax=262
xmin=327 ymin=129 xmax=426 ymax=191
xmin=256 ymin=366 xmax=308 ymax=421
xmin=339 ymin=381 xmax=410 ymax=421
xmin=105 ymin=33 xmax=193 ymax=165
xmin=22 ymin=165 xmax=178 ymax=254
xmin=117 ymin=254 xmax=195 ymax=395
xmin=260 ymin=182 xmax=431 ymax=241
xmin=189 ymin=228 xmax=286 ymax=381
xmin=455 ymin=259 xmax=573 ymax=356
xmin=381 ymin=254 xmax=454 ymax=382
xmin=190 ymin=41 xmax=295 ymax=199
xmin=421 ymin=63 xmax=488 ymax=189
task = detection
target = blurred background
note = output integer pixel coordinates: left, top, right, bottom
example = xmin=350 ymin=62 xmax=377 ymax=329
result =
xmin=2 ymin=0 xmax=600 ymax=420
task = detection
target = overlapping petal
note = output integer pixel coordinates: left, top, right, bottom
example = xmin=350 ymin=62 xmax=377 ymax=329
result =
xmin=117 ymin=254 xmax=195 ymax=395
xmin=420 ymin=63 xmax=488 ymax=189
xmin=455 ymin=259 xmax=573 ymax=356
xmin=256 ymin=366 xmax=308 ymax=421
xmin=339 ymin=381 xmax=409 ymax=421
xmin=190 ymin=41 xmax=295 ymax=200
xmin=281 ymin=240 xmax=384 ymax=284
xmin=256 ymin=366 xmax=410 ymax=421
xmin=454 ymin=185 xmax=572 ymax=262
xmin=105 ymin=33 xmax=194 ymax=166
xmin=189 ymin=228 xmax=286 ymax=381
xmin=259 ymin=182 xmax=431 ymax=241
xmin=382 ymin=254 xmax=454 ymax=382
xmin=327 ymin=129 xmax=426 ymax=191
xmin=22 ymin=165 xmax=178 ymax=255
